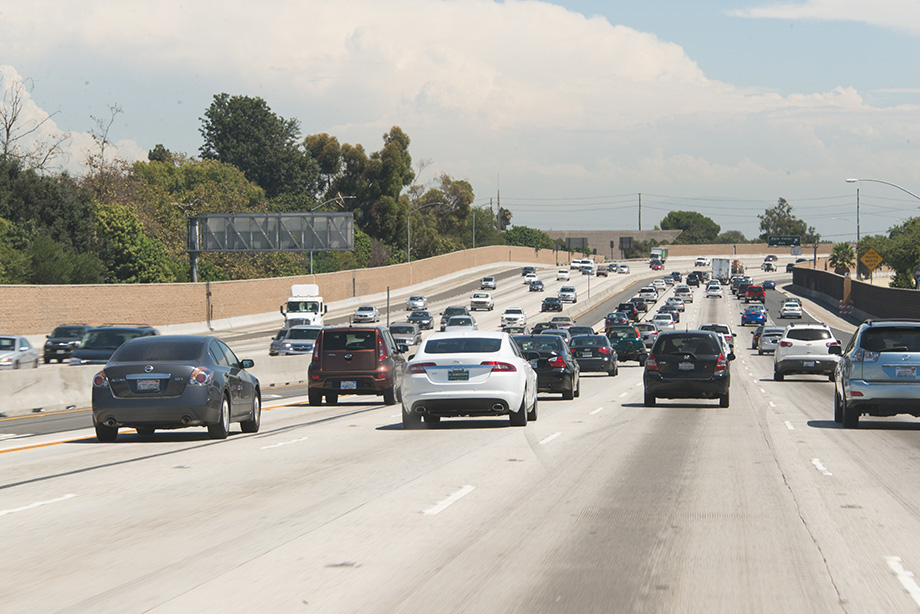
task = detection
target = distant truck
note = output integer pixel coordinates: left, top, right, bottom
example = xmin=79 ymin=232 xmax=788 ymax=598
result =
xmin=650 ymin=247 xmax=668 ymax=263
xmin=280 ymin=284 xmax=327 ymax=327
xmin=712 ymin=258 xmax=731 ymax=283
xmin=732 ymin=259 xmax=745 ymax=275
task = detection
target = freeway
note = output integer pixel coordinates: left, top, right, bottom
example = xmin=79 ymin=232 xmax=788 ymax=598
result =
xmin=4 ymin=257 xmax=920 ymax=612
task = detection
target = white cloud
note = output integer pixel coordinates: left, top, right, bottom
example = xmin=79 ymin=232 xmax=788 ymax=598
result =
xmin=729 ymin=0 xmax=920 ymax=35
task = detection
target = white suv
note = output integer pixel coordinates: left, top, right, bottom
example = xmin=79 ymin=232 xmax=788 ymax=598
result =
xmin=558 ymin=285 xmax=577 ymax=303
xmin=773 ymin=323 xmax=840 ymax=381
xmin=501 ymin=307 xmax=526 ymax=326
xmin=556 ymin=269 xmax=571 ymax=281
xmin=638 ymin=286 xmax=658 ymax=302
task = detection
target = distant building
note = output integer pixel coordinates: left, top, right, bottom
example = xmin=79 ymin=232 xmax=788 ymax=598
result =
xmin=544 ymin=229 xmax=683 ymax=260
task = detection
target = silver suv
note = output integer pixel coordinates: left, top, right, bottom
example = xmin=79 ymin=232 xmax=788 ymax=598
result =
xmin=773 ymin=323 xmax=839 ymax=381
xmin=833 ymin=319 xmax=920 ymax=428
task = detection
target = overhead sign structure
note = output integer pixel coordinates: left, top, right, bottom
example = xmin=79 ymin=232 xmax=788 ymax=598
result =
xmin=860 ymin=247 xmax=883 ymax=271
xmin=768 ymin=235 xmax=801 ymax=247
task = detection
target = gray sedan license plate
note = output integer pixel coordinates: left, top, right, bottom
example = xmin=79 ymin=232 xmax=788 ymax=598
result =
xmin=340 ymin=380 xmax=357 ymax=390
xmin=136 ymin=379 xmax=159 ymax=392
xmin=448 ymin=370 xmax=469 ymax=381
xmin=679 ymin=362 xmax=694 ymax=371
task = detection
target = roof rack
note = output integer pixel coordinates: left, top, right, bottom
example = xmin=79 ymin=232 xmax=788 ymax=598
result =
xmin=864 ymin=319 xmax=920 ymax=325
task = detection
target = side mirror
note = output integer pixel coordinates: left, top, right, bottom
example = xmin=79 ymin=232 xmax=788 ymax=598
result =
xmin=324 ymin=305 xmax=328 ymax=314
xmin=397 ymin=344 xmax=409 ymax=354
xmin=408 ymin=354 xmax=415 ymax=361
xmin=829 ymin=345 xmax=842 ymax=355
xmin=241 ymin=359 xmax=255 ymax=369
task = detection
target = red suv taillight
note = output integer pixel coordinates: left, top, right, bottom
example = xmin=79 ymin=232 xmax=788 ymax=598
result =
xmin=377 ymin=335 xmax=388 ymax=361
xmin=779 ymin=340 xmax=793 ymax=347
xmin=715 ymin=354 xmax=728 ymax=372
xmin=852 ymin=348 xmax=879 ymax=362
xmin=312 ymin=336 xmax=321 ymax=362
xmin=481 ymin=361 xmax=517 ymax=372
xmin=645 ymin=353 xmax=658 ymax=371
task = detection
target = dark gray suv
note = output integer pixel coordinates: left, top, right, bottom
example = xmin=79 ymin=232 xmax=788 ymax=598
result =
xmin=833 ymin=319 xmax=920 ymax=428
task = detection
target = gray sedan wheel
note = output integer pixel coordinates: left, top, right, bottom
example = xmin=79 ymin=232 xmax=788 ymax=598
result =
xmin=241 ymin=394 xmax=261 ymax=433
xmin=208 ymin=395 xmax=231 ymax=439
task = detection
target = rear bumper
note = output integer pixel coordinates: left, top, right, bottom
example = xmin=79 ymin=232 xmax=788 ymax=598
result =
xmin=844 ymin=380 xmax=920 ymax=416
xmin=575 ymin=357 xmax=614 ymax=372
xmin=403 ymin=391 xmax=524 ymax=417
xmin=644 ymin=372 xmax=730 ymax=398
xmin=92 ymin=386 xmax=220 ymax=427
xmin=775 ymin=357 xmax=837 ymax=375
xmin=535 ymin=370 xmax=575 ymax=392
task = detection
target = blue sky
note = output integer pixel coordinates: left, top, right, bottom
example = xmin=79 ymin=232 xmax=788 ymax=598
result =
xmin=2 ymin=1 xmax=919 ymax=242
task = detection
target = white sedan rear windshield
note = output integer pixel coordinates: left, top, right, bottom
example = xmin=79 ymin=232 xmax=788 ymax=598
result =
xmin=424 ymin=338 xmax=502 ymax=353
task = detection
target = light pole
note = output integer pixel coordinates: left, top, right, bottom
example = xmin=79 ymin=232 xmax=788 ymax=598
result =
xmin=407 ymin=201 xmax=445 ymax=263
xmin=308 ymin=195 xmax=355 ymax=274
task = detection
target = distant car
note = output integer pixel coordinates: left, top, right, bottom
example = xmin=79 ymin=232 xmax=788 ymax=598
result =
xmin=570 ymin=334 xmax=618 ymax=376
xmin=444 ymin=315 xmax=478 ymax=332
xmin=657 ymin=305 xmax=680 ymax=323
xmin=92 ymin=335 xmax=261 ymax=442
xmin=605 ymin=325 xmax=648 ymax=364
xmin=502 ymin=325 xmax=528 ymax=336
xmin=596 ymin=267 xmax=608 ymax=277
xmin=470 ymin=292 xmax=494 ymax=311
xmin=763 ymin=280 xmax=776 ymax=290
xmin=389 ymin=322 xmax=422 ymax=346
xmin=764 ymin=254 xmax=778 ymax=262
xmin=652 ymin=312 xmax=676 ymax=330
xmin=541 ymin=297 xmax=563 ymax=312
xmin=686 ymin=273 xmax=700 ymax=287
xmin=644 ymin=331 xmax=734 ymax=408
xmin=745 ymin=285 xmax=766 ymax=303
xmin=70 ymin=325 xmax=160 ymax=366
xmin=741 ymin=306 xmax=767 ymax=327
xmin=529 ymin=280 xmax=545 ymax=292
xmin=352 ymin=305 xmax=380 ymax=323
xmin=521 ymin=266 xmax=536 ymax=276
xmin=523 ymin=272 xmax=539 ymax=285
xmin=43 ymin=324 xmax=92 ymax=363
xmin=513 ymin=334 xmax=580 ymax=399
xmin=650 ymin=261 xmax=664 ymax=270
xmin=502 ymin=307 xmax=527 ymax=326
xmin=604 ymin=312 xmax=630 ymax=329
xmin=407 ymin=310 xmax=434 ymax=330
xmin=556 ymin=269 xmax=571 ymax=281
xmin=440 ymin=306 xmax=470 ymax=331
xmin=629 ymin=297 xmax=649 ymax=312
xmin=779 ymin=301 xmax=803 ymax=319
xmin=700 ymin=323 xmax=736 ymax=351
xmin=401 ymin=331 xmax=538 ymax=429
xmin=567 ymin=325 xmax=595 ymax=337
xmin=531 ymin=322 xmax=558 ymax=334
xmin=695 ymin=257 xmax=711 ymax=267
xmin=652 ymin=279 xmax=667 ymax=292
xmin=635 ymin=322 xmax=659 ymax=348
xmin=618 ymin=264 xmax=630 ymax=274
xmin=751 ymin=324 xmax=782 ymax=349
xmin=674 ymin=285 xmax=693 ymax=303
xmin=558 ymin=286 xmax=577 ymax=303
xmin=405 ymin=295 xmax=428 ymax=310
xmin=757 ymin=327 xmax=785 ymax=355
xmin=0 ymin=335 xmax=40 ymax=370
xmin=268 ymin=328 xmax=288 ymax=356
xmin=665 ymin=297 xmax=685 ymax=312
xmin=480 ymin=276 xmax=497 ymax=290
xmin=277 ymin=325 xmax=323 ymax=355
xmin=617 ymin=302 xmax=639 ymax=321
xmin=638 ymin=287 xmax=658 ymax=302
xmin=550 ymin=316 xmax=575 ymax=328
xmin=706 ymin=283 xmax=723 ymax=299
xmin=773 ymin=322 xmax=839 ymax=381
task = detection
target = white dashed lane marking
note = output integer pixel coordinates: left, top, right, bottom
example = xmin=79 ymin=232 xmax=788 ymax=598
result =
xmin=261 ymin=436 xmax=309 ymax=450
xmin=0 ymin=494 xmax=77 ymax=518
xmin=539 ymin=432 xmax=562 ymax=445
xmin=812 ymin=458 xmax=833 ymax=476
xmin=422 ymin=485 xmax=475 ymax=515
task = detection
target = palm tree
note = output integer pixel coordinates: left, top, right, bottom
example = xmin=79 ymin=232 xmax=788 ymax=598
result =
xmin=828 ymin=242 xmax=855 ymax=275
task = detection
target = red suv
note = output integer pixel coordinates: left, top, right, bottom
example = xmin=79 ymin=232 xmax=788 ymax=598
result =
xmin=308 ymin=327 xmax=408 ymax=405
xmin=745 ymin=285 xmax=766 ymax=303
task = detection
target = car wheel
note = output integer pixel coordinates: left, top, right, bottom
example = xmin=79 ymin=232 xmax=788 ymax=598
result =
xmin=95 ymin=421 xmax=118 ymax=443
xmin=608 ymin=365 xmax=616 ymax=376
xmin=773 ymin=370 xmax=784 ymax=382
xmin=32 ymin=358 xmax=39 ymax=368
xmin=510 ymin=398 xmax=527 ymax=427
xmin=44 ymin=357 xmax=51 ymax=364
xmin=402 ymin=406 xmax=422 ymax=430
xmin=527 ymin=395 xmax=538 ymax=421
xmin=833 ymin=389 xmax=843 ymax=423
xmin=574 ymin=377 xmax=581 ymax=398
xmin=423 ymin=415 xmax=441 ymax=428
xmin=719 ymin=392 xmax=729 ymax=408
xmin=383 ymin=386 xmax=397 ymax=406
xmin=241 ymin=394 xmax=261 ymax=433
xmin=308 ymin=389 xmax=323 ymax=406
xmin=208 ymin=395 xmax=231 ymax=439
xmin=562 ymin=385 xmax=575 ymax=400
xmin=325 ymin=392 xmax=339 ymax=405
xmin=842 ymin=395 xmax=859 ymax=428
xmin=828 ymin=373 xmax=835 ymax=382
xmin=644 ymin=392 xmax=656 ymax=407
xmin=135 ymin=426 xmax=155 ymax=437
xmin=638 ymin=355 xmax=647 ymax=366
xmin=13 ymin=360 xmax=19 ymax=370
xmin=758 ymin=349 xmax=763 ymax=355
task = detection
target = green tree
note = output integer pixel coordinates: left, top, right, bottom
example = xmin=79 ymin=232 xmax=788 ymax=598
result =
xmin=758 ymin=198 xmax=811 ymax=241
xmin=199 ymin=93 xmax=317 ymax=198
xmin=0 ymin=216 xmax=30 ymax=283
xmin=717 ymin=230 xmax=747 ymax=243
xmin=828 ymin=242 xmax=855 ymax=274
xmin=659 ymin=210 xmax=720 ymax=244
xmin=94 ymin=202 xmax=176 ymax=283
xmin=503 ymin=226 xmax=554 ymax=250
xmin=879 ymin=217 xmax=920 ymax=288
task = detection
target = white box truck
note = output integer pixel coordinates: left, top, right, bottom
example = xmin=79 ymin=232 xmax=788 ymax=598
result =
xmin=280 ymin=284 xmax=327 ymax=327
xmin=712 ymin=258 xmax=731 ymax=283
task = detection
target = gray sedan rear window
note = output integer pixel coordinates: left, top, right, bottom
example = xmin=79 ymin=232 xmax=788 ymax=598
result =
xmin=113 ymin=340 xmax=203 ymax=362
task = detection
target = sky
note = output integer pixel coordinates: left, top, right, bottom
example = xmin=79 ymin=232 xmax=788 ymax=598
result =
xmin=1 ymin=0 xmax=919 ymax=242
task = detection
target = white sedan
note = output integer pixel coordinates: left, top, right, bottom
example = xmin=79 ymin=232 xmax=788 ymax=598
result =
xmin=556 ymin=269 xmax=571 ymax=281
xmin=780 ymin=302 xmax=803 ymax=318
xmin=444 ymin=315 xmax=478 ymax=332
xmin=523 ymin=272 xmax=539 ymax=285
xmin=651 ymin=312 xmax=676 ymax=330
xmin=400 ymin=331 xmax=538 ymax=429
xmin=501 ymin=307 xmax=527 ymax=326
xmin=705 ymin=284 xmax=723 ymax=299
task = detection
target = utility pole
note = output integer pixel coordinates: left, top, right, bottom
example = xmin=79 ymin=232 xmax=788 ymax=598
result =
xmin=638 ymin=193 xmax=642 ymax=230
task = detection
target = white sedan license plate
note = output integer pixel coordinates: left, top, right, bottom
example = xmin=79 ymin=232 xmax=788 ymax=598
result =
xmin=448 ymin=370 xmax=469 ymax=381
xmin=340 ymin=380 xmax=357 ymax=390
xmin=136 ymin=379 xmax=159 ymax=392
xmin=897 ymin=367 xmax=916 ymax=378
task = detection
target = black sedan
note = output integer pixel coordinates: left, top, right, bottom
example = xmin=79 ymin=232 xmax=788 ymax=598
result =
xmin=513 ymin=334 xmax=581 ymax=399
xmin=570 ymin=334 xmax=617 ymax=376
xmin=407 ymin=310 xmax=434 ymax=330
xmin=91 ymin=335 xmax=261 ymax=442
xmin=643 ymin=331 xmax=734 ymax=407
xmin=541 ymin=296 xmax=563 ymax=312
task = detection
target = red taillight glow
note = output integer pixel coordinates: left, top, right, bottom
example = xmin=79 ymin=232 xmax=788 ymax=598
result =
xmin=597 ymin=347 xmax=612 ymax=355
xmin=548 ymin=356 xmax=566 ymax=368
xmin=189 ymin=367 xmax=212 ymax=385
xmin=779 ymin=341 xmax=793 ymax=347
xmin=93 ymin=372 xmax=108 ymax=387
xmin=377 ymin=335 xmax=388 ymax=361
xmin=715 ymin=354 xmax=728 ymax=372
xmin=645 ymin=353 xmax=658 ymax=371
xmin=826 ymin=341 xmax=839 ymax=348
xmin=852 ymin=348 xmax=878 ymax=362
xmin=408 ymin=362 xmax=436 ymax=374
xmin=480 ymin=361 xmax=517 ymax=372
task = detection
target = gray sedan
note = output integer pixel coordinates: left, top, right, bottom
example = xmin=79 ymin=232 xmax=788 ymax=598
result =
xmin=405 ymin=295 xmax=428 ymax=310
xmin=0 ymin=335 xmax=40 ymax=369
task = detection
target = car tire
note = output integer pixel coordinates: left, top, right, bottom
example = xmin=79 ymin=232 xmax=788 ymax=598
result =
xmin=644 ymin=392 xmax=656 ymax=407
xmin=135 ymin=426 xmax=155 ymax=437
xmin=240 ymin=394 xmax=261 ymax=433
xmin=402 ymin=406 xmax=422 ymax=430
xmin=383 ymin=386 xmax=397 ymax=406
xmin=834 ymin=389 xmax=843 ymax=423
xmin=510 ymin=398 xmax=527 ymax=427
xmin=423 ymin=415 xmax=441 ymax=428
xmin=95 ymin=421 xmax=118 ymax=443
xmin=308 ymin=389 xmax=323 ymax=406
xmin=574 ymin=377 xmax=581 ymax=398
xmin=562 ymin=385 xmax=575 ymax=400
xmin=719 ymin=393 xmax=729 ymax=408
xmin=325 ymin=392 xmax=339 ymax=405
xmin=773 ymin=370 xmax=784 ymax=382
xmin=638 ymin=355 xmax=647 ymax=366
xmin=527 ymin=395 xmax=538 ymax=421
xmin=758 ymin=349 xmax=763 ymax=355
xmin=608 ymin=365 xmax=616 ymax=376
xmin=828 ymin=373 xmax=835 ymax=382
xmin=208 ymin=395 xmax=231 ymax=439
xmin=842 ymin=395 xmax=859 ymax=428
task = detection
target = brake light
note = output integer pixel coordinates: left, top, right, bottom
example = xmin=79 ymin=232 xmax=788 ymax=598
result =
xmin=645 ymin=353 xmax=658 ymax=371
xmin=92 ymin=371 xmax=109 ymax=388
xmin=189 ymin=367 xmax=213 ymax=385
xmin=481 ymin=361 xmax=517 ymax=372
xmin=779 ymin=341 xmax=793 ymax=347
xmin=597 ymin=346 xmax=611 ymax=355
xmin=826 ymin=341 xmax=839 ymax=348
xmin=377 ymin=335 xmax=388 ymax=361
xmin=548 ymin=356 xmax=566 ymax=368
xmin=715 ymin=354 xmax=728 ymax=372
xmin=312 ymin=336 xmax=321 ymax=362
xmin=407 ymin=362 xmax=436 ymax=374
xmin=852 ymin=348 xmax=879 ymax=362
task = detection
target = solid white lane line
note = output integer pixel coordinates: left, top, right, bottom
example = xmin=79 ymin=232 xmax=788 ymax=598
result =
xmin=261 ymin=436 xmax=309 ymax=450
xmin=390 ymin=414 xmax=401 ymax=418
xmin=422 ymin=485 xmax=475 ymax=515
xmin=785 ymin=421 xmax=795 ymax=430
xmin=0 ymin=494 xmax=77 ymax=517
xmin=589 ymin=407 xmax=604 ymax=415
xmin=811 ymin=458 xmax=833 ymax=476
xmin=539 ymin=432 xmax=562 ymax=445
xmin=0 ymin=433 xmax=31 ymax=441
xmin=885 ymin=556 xmax=920 ymax=607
